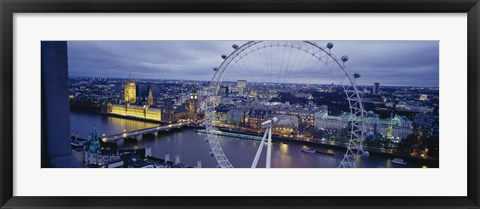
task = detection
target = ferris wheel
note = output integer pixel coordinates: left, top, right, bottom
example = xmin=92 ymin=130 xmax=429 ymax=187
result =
xmin=203 ymin=41 xmax=367 ymax=168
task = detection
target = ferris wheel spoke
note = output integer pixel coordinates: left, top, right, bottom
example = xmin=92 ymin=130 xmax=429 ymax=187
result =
xmin=299 ymin=54 xmax=322 ymax=85
xmin=226 ymin=60 xmax=246 ymax=82
xmin=288 ymin=45 xmax=301 ymax=84
xmin=279 ymin=42 xmax=290 ymax=83
xmin=281 ymin=43 xmax=292 ymax=84
xmin=301 ymin=46 xmax=328 ymax=85
xmin=238 ymin=52 xmax=258 ymax=84
xmin=304 ymin=56 xmax=333 ymax=85
xmin=291 ymin=44 xmax=315 ymax=84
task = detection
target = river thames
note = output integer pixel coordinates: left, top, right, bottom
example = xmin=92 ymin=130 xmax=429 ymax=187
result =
xmin=70 ymin=111 xmax=435 ymax=168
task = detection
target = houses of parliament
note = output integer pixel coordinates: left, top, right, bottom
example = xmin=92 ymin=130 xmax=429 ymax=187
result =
xmin=107 ymin=78 xmax=199 ymax=123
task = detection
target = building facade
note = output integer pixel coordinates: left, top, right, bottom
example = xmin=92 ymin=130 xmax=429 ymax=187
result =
xmin=108 ymin=104 xmax=162 ymax=122
xmin=124 ymin=80 xmax=136 ymax=104
xmin=72 ymin=148 xmax=121 ymax=167
xmin=189 ymin=89 xmax=198 ymax=121
xmin=227 ymin=109 xmax=245 ymax=125
xmin=314 ymin=110 xmax=413 ymax=142
xmin=373 ymin=82 xmax=380 ymax=95
xmin=237 ymin=80 xmax=247 ymax=94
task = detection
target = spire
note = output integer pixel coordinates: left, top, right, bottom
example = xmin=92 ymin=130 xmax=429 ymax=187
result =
xmin=91 ymin=125 xmax=97 ymax=134
xmin=89 ymin=125 xmax=100 ymax=153
xmin=147 ymin=87 xmax=154 ymax=106
xmin=128 ymin=73 xmax=135 ymax=82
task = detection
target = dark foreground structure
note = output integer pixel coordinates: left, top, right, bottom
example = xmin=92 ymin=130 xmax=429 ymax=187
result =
xmin=41 ymin=41 xmax=82 ymax=168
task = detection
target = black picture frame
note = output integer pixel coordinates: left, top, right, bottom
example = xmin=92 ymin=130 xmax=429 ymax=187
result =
xmin=1 ymin=0 xmax=479 ymax=208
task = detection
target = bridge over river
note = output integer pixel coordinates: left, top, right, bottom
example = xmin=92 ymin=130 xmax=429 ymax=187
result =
xmin=101 ymin=123 xmax=189 ymax=143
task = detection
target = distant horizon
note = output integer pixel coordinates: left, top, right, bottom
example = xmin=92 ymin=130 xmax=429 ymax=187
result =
xmin=68 ymin=76 xmax=439 ymax=88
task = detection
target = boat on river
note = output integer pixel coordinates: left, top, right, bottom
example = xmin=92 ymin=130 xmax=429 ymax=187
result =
xmin=302 ymin=148 xmax=316 ymax=153
xmin=392 ymin=158 xmax=407 ymax=165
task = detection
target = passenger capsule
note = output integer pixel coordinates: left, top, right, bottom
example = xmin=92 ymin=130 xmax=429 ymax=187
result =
xmin=362 ymin=151 xmax=370 ymax=158
xmin=221 ymin=55 xmax=227 ymax=59
xmin=353 ymin=72 xmax=361 ymax=79
xmin=213 ymin=67 xmax=218 ymax=71
xmin=232 ymin=44 xmax=239 ymax=49
xmin=341 ymin=55 xmax=349 ymax=62
xmin=367 ymin=111 xmax=375 ymax=117
xmin=326 ymin=42 xmax=334 ymax=49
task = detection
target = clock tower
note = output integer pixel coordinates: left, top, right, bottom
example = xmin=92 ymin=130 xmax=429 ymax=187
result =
xmin=189 ymin=88 xmax=198 ymax=122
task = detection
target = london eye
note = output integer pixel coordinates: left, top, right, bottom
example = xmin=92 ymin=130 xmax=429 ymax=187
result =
xmin=203 ymin=41 xmax=367 ymax=168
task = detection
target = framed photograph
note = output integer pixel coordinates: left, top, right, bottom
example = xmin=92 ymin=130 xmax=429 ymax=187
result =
xmin=1 ymin=0 xmax=479 ymax=208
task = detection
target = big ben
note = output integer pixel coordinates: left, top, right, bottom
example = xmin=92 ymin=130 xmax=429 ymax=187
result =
xmin=189 ymin=88 xmax=198 ymax=122
xmin=124 ymin=79 xmax=136 ymax=104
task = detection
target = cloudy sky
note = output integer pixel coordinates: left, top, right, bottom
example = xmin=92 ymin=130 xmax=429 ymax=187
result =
xmin=67 ymin=40 xmax=439 ymax=87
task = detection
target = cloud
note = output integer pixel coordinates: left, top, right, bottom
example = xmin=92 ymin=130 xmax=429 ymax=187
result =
xmin=67 ymin=40 xmax=439 ymax=87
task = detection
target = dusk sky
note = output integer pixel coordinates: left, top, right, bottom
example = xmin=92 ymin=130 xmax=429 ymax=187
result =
xmin=67 ymin=40 xmax=439 ymax=87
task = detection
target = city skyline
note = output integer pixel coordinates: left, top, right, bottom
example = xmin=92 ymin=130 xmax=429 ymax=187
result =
xmin=67 ymin=76 xmax=440 ymax=168
xmin=40 ymin=41 xmax=440 ymax=168
xmin=67 ymin=40 xmax=439 ymax=87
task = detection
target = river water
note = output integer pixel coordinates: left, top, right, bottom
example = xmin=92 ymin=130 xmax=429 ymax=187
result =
xmin=70 ymin=111 xmax=434 ymax=168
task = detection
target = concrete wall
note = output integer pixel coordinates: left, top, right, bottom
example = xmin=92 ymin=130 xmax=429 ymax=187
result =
xmin=41 ymin=41 xmax=82 ymax=167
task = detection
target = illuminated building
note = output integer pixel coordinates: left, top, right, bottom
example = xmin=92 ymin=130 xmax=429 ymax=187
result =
xmin=386 ymin=122 xmax=394 ymax=139
xmin=189 ymin=88 xmax=198 ymax=121
xmin=245 ymin=109 xmax=272 ymax=129
xmin=314 ymin=110 xmax=413 ymax=142
xmin=314 ymin=111 xmax=350 ymax=131
xmin=273 ymin=109 xmax=315 ymax=126
xmin=237 ymin=80 xmax=247 ymax=94
xmin=419 ymin=94 xmax=428 ymax=101
xmin=214 ymin=106 xmax=230 ymax=125
xmin=124 ymin=79 xmax=136 ymax=104
xmin=108 ymin=104 xmax=161 ymax=122
xmin=107 ymin=103 xmax=194 ymax=123
xmin=147 ymin=88 xmax=154 ymax=106
xmin=273 ymin=115 xmax=299 ymax=137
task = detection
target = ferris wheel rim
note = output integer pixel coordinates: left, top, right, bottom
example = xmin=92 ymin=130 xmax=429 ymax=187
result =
xmin=204 ymin=40 xmax=366 ymax=168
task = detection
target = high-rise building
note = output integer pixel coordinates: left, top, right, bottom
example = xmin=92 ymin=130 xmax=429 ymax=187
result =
xmin=124 ymin=79 xmax=136 ymax=104
xmin=147 ymin=88 xmax=154 ymax=106
xmin=237 ymin=80 xmax=247 ymax=94
xmin=373 ymin=82 xmax=380 ymax=95
xmin=220 ymin=85 xmax=229 ymax=96
xmin=136 ymin=83 xmax=149 ymax=97
xmin=189 ymin=88 xmax=198 ymax=121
